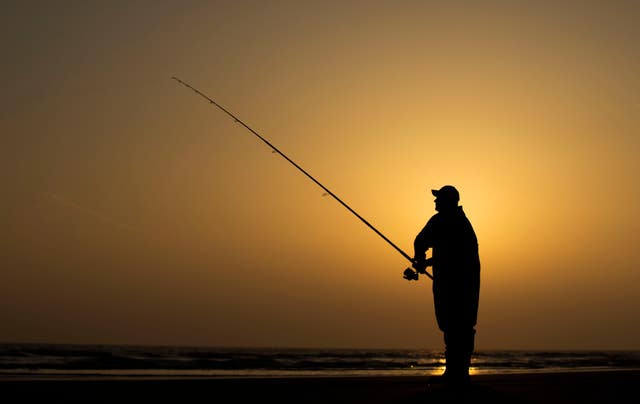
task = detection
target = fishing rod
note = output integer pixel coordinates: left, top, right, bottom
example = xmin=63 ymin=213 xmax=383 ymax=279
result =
xmin=172 ymin=76 xmax=432 ymax=281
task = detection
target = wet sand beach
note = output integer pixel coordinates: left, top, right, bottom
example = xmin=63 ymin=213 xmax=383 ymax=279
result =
xmin=3 ymin=370 xmax=638 ymax=403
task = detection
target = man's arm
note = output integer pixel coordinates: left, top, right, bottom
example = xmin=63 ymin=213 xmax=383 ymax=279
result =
xmin=413 ymin=218 xmax=435 ymax=273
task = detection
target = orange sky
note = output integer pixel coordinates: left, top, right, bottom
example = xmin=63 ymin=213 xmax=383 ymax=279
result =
xmin=2 ymin=1 xmax=639 ymax=350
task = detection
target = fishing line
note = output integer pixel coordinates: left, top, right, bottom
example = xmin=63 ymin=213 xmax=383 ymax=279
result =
xmin=172 ymin=76 xmax=432 ymax=280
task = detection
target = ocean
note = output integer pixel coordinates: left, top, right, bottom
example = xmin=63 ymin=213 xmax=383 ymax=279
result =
xmin=1 ymin=344 xmax=639 ymax=378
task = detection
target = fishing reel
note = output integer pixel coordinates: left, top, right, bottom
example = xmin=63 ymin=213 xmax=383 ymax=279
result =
xmin=403 ymin=258 xmax=432 ymax=281
xmin=403 ymin=267 xmax=420 ymax=281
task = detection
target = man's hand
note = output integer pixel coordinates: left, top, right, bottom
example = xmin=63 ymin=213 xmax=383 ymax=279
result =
xmin=412 ymin=258 xmax=428 ymax=274
xmin=412 ymin=257 xmax=433 ymax=274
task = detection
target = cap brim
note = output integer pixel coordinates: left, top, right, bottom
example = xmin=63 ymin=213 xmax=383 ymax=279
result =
xmin=431 ymin=189 xmax=439 ymax=197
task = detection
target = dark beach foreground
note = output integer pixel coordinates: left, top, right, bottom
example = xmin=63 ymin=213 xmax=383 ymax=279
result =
xmin=3 ymin=370 xmax=638 ymax=403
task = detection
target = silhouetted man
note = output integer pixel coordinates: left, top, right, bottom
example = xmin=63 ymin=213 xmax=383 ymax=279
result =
xmin=411 ymin=185 xmax=480 ymax=387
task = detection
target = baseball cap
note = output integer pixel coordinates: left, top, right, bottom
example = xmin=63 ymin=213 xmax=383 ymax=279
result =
xmin=431 ymin=185 xmax=460 ymax=202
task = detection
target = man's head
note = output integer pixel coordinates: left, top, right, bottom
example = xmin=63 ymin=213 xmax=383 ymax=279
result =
xmin=432 ymin=185 xmax=459 ymax=212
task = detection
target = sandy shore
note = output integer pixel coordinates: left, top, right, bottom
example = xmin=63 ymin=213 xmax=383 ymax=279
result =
xmin=3 ymin=370 xmax=638 ymax=403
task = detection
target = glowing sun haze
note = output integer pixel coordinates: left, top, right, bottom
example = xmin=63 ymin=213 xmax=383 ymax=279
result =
xmin=2 ymin=1 xmax=639 ymax=350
